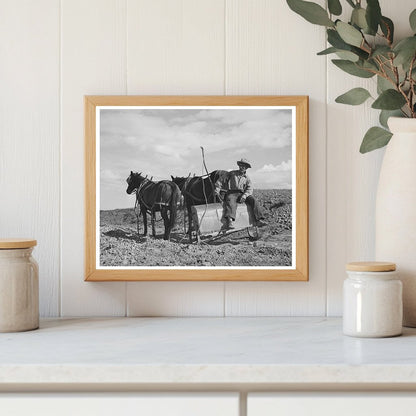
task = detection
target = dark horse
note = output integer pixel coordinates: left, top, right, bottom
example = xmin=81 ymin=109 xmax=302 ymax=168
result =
xmin=126 ymin=171 xmax=181 ymax=240
xmin=171 ymin=170 xmax=228 ymax=242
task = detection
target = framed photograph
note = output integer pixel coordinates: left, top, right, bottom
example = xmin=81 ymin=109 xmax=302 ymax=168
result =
xmin=85 ymin=96 xmax=308 ymax=281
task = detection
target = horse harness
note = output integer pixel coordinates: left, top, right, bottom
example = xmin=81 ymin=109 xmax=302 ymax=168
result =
xmin=181 ymin=174 xmax=215 ymax=204
xmin=134 ymin=179 xmax=171 ymax=212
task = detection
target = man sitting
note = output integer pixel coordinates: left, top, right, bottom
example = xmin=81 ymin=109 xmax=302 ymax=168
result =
xmin=215 ymin=158 xmax=267 ymax=229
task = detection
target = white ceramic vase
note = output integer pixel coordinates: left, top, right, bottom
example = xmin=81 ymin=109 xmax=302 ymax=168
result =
xmin=375 ymin=117 xmax=416 ymax=327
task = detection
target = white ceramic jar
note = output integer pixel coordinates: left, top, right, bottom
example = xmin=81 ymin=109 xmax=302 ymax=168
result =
xmin=343 ymin=262 xmax=402 ymax=338
xmin=0 ymin=239 xmax=39 ymax=332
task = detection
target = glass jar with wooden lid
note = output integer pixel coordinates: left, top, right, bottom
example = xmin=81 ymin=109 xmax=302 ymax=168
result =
xmin=343 ymin=261 xmax=402 ymax=338
xmin=0 ymin=239 xmax=39 ymax=332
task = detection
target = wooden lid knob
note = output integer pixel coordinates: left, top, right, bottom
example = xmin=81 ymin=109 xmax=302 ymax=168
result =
xmin=0 ymin=239 xmax=37 ymax=249
xmin=346 ymin=261 xmax=396 ymax=272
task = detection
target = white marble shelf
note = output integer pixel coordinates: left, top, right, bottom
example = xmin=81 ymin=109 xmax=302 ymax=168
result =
xmin=1 ymin=317 xmax=416 ymax=388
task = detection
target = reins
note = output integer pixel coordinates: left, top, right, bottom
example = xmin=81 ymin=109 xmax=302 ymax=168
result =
xmin=135 ymin=179 xmax=153 ymax=211
xmin=200 ymin=146 xmax=216 ymax=201
xmin=134 ymin=178 xmax=172 ymax=212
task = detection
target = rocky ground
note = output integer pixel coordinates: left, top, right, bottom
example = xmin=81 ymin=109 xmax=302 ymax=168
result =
xmin=100 ymin=189 xmax=292 ymax=267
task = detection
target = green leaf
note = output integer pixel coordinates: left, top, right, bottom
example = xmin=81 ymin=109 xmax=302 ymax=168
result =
xmin=327 ymin=29 xmax=369 ymax=59
xmin=351 ymin=7 xmax=369 ymax=32
xmin=327 ymin=29 xmax=348 ymax=49
xmin=371 ymin=46 xmax=392 ymax=58
xmin=286 ymin=0 xmax=334 ymax=27
xmin=366 ymin=0 xmax=382 ymax=35
xmin=317 ymin=47 xmax=338 ymax=55
xmin=379 ymin=110 xmax=402 ymax=129
xmin=380 ymin=16 xmax=394 ymax=44
xmin=362 ymin=59 xmax=379 ymax=71
xmin=328 ymin=0 xmax=342 ymax=16
xmin=372 ymin=89 xmax=407 ymax=110
xmin=377 ymin=75 xmax=393 ymax=94
xmin=393 ymin=36 xmax=416 ymax=71
xmin=332 ymin=59 xmax=375 ymax=78
xmin=377 ymin=67 xmax=405 ymax=92
xmin=317 ymin=46 xmax=359 ymax=61
xmin=336 ymin=21 xmax=363 ymax=47
xmin=410 ymin=9 xmax=416 ymax=32
xmin=335 ymin=50 xmax=359 ymax=62
xmin=360 ymin=127 xmax=392 ymax=153
xmin=335 ymin=87 xmax=371 ymax=105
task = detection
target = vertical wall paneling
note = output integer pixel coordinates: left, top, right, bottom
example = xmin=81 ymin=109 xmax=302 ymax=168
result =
xmin=0 ymin=1 xmax=60 ymax=317
xmin=5 ymin=0 xmax=410 ymax=316
xmin=127 ymin=0 xmax=226 ymax=95
xmin=326 ymin=0 xmax=416 ymax=316
xmin=61 ymin=0 xmax=127 ymax=316
xmin=125 ymin=0 xmax=226 ymax=316
xmin=224 ymin=0 xmax=327 ymax=315
xmin=127 ymin=282 xmax=225 ymax=317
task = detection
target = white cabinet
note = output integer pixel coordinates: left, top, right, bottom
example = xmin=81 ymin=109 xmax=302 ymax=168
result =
xmin=0 ymin=393 xmax=239 ymax=416
xmin=248 ymin=393 xmax=416 ymax=416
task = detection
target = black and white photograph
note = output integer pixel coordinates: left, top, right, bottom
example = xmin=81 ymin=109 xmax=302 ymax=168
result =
xmin=98 ymin=105 xmax=295 ymax=269
xmin=84 ymin=95 xmax=308 ymax=281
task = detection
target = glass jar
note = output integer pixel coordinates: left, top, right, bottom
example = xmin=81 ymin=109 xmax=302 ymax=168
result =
xmin=343 ymin=261 xmax=402 ymax=338
xmin=0 ymin=239 xmax=39 ymax=332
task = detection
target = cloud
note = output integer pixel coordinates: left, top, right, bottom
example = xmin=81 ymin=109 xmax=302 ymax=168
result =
xmin=101 ymin=169 xmax=120 ymax=181
xmin=258 ymin=160 xmax=292 ymax=172
xmin=100 ymin=108 xmax=292 ymax=160
xmin=99 ymin=108 xmax=294 ymax=207
xmin=251 ymin=160 xmax=292 ymax=189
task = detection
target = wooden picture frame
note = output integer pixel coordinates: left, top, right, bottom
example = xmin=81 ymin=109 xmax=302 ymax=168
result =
xmin=85 ymin=96 xmax=308 ymax=281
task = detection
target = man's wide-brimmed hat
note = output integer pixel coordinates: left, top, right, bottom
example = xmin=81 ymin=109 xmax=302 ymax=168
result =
xmin=237 ymin=158 xmax=251 ymax=168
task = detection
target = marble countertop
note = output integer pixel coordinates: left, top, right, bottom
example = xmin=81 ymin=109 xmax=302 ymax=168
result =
xmin=1 ymin=317 xmax=416 ymax=389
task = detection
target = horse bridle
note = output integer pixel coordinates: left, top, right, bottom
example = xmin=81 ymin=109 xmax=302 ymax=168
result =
xmin=134 ymin=179 xmax=154 ymax=211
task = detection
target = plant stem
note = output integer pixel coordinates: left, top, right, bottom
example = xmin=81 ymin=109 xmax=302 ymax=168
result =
xmin=409 ymin=56 xmax=416 ymax=117
xmin=376 ymin=57 xmax=399 ymax=89
xmin=390 ymin=58 xmax=400 ymax=85
xmin=397 ymin=81 xmax=412 ymax=118
xmin=362 ymin=37 xmax=372 ymax=54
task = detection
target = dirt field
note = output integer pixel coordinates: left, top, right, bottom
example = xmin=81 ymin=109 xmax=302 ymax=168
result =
xmin=100 ymin=189 xmax=292 ymax=267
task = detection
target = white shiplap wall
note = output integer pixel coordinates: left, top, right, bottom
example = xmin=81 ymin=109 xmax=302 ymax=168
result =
xmin=0 ymin=1 xmax=60 ymax=316
xmin=1 ymin=0 xmax=413 ymax=317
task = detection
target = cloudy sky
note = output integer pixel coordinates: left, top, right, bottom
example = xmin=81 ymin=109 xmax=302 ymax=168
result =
xmin=99 ymin=107 xmax=293 ymax=210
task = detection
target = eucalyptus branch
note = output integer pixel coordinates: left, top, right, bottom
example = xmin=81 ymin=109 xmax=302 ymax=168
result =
xmin=401 ymin=108 xmax=408 ymax=116
xmin=377 ymin=54 xmax=392 ymax=66
xmin=409 ymin=56 xmax=416 ymax=117
xmin=375 ymin=57 xmax=399 ymax=89
xmin=397 ymin=82 xmax=413 ymax=117
xmin=390 ymin=59 xmax=400 ymax=86
xmin=377 ymin=24 xmax=393 ymax=48
xmin=358 ymin=65 xmax=382 ymax=78
xmin=287 ymin=0 xmax=416 ymax=151
xmin=362 ymin=37 xmax=373 ymax=53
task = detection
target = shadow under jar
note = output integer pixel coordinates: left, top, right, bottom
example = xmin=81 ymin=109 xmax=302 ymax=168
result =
xmin=0 ymin=239 xmax=39 ymax=332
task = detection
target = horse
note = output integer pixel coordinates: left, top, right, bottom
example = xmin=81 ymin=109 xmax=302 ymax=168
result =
xmin=171 ymin=170 xmax=229 ymax=242
xmin=126 ymin=171 xmax=181 ymax=240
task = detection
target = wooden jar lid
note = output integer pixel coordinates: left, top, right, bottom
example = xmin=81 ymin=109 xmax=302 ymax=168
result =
xmin=0 ymin=239 xmax=37 ymax=249
xmin=346 ymin=261 xmax=396 ymax=272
